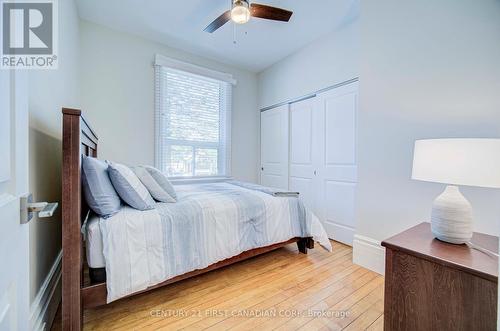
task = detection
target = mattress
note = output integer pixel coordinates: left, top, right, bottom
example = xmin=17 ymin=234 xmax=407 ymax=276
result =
xmin=84 ymin=213 xmax=106 ymax=269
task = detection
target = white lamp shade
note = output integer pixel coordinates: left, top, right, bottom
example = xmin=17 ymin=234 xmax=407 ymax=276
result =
xmin=412 ymin=138 xmax=500 ymax=189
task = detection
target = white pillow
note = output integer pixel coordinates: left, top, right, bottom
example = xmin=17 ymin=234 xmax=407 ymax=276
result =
xmin=107 ymin=162 xmax=156 ymax=210
xmin=133 ymin=166 xmax=176 ymax=203
xmin=144 ymin=166 xmax=177 ymax=200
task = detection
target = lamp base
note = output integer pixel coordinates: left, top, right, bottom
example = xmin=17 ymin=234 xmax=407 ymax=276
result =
xmin=431 ymin=185 xmax=473 ymax=245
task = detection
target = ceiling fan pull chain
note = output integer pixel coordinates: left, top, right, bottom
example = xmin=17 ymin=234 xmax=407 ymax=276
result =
xmin=233 ymin=24 xmax=237 ymax=44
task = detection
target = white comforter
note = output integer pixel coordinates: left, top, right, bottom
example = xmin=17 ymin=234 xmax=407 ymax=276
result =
xmin=99 ymin=182 xmax=332 ymax=302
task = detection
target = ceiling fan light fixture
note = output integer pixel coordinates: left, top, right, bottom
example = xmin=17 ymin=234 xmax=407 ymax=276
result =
xmin=231 ymin=0 xmax=250 ymax=24
xmin=204 ymin=1 xmax=292 ymax=33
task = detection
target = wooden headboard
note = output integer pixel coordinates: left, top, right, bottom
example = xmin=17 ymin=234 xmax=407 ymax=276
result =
xmin=61 ymin=108 xmax=98 ymax=329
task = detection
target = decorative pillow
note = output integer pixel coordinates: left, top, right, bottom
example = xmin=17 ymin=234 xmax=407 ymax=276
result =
xmin=144 ymin=166 xmax=177 ymax=200
xmin=81 ymin=156 xmax=121 ymax=218
xmin=107 ymin=162 xmax=156 ymax=210
xmin=133 ymin=166 xmax=176 ymax=203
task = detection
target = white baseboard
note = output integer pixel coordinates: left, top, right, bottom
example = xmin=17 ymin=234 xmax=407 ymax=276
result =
xmin=353 ymin=235 xmax=385 ymax=275
xmin=30 ymin=250 xmax=62 ymax=331
xmin=323 ymin=221 xmax=354 ymax=246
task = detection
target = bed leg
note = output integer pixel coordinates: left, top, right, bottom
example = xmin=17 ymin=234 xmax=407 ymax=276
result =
xmin=297 ymin=237 xmax=314 ymax=254
xmin=297 ymin=238 xmax=307 ymax=254
xmin=297 ymin=239 xmax=307 ymax=254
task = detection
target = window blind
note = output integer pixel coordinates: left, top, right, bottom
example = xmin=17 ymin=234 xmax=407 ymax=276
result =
xmin=155 ymin=64 xmax=232 ymax=178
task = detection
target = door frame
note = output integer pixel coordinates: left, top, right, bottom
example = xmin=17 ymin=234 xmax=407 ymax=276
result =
xmin=0 ymin=69 xmax=30 ymax=331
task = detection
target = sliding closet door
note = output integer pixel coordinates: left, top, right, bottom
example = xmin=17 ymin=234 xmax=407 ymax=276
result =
xmin=316 ymin=82 xmax=358 ymax=245
xmin=289 ymin=97 xmax=319 ymax=211
xmin=260 ymin=105 xmax=289 ymax=189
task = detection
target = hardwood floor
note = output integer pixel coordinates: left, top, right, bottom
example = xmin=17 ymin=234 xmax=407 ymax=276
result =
xmin=51 ymin=241 xmax=384 ymax=330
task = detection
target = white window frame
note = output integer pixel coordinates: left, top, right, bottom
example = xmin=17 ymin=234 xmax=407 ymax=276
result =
xmin=154 ymin=54 xmax=235 ymax=179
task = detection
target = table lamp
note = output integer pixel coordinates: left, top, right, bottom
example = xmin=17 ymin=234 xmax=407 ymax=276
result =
xmin=412 ymin=138 xmax=500 ymax=244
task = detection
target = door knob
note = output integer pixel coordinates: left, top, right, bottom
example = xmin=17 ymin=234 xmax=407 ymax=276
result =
xmin=20 ymin=194 xmax=59 ymax=224
xmin=261 ymin=167 xmax=264 ymax=171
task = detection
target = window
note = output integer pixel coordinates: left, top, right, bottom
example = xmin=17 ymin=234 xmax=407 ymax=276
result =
xmin=154 ymin=55 xmax=233 ymax=178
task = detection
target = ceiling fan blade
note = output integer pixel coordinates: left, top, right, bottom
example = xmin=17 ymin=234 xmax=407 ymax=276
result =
xmin=250 ymin=3 xmax=293 ymax=22
xmin=204 ymin=10 xmax=231 ymax=33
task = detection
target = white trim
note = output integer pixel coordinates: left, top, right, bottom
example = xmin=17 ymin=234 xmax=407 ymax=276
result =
xmin=154 ymin=54 xmax=237 ymax=85
xmin=30 ymin=251 xmax=62 ymax=331
xmin=352 ymin=234 xmax=385 ymax=275
xmin=323 ymin=222 xmax=354 ymax=246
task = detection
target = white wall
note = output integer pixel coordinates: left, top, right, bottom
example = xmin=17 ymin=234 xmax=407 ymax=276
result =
xmin=28 ymin=0 xmax=81 ymax=324
xmin=356 ymin=0 xmax=500 ymax=252
xmin=258 ymin=19 xmax=359 ymax=109
xmin=80 ymin=21 xmax=259 ymax=183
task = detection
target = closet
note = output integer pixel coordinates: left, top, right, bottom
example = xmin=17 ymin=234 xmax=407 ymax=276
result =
xmin=260 ymin=104 xmax=289 ymax=190
xmin=260 ymin=81 xmax=358 ymax=245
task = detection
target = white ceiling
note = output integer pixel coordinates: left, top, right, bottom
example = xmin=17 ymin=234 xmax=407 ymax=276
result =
xmin=76 ymin=0 xmax=359 ymax=72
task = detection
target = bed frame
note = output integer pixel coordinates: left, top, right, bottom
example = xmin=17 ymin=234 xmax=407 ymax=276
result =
xmin=61 ymin=108 xmax=315 ymax=330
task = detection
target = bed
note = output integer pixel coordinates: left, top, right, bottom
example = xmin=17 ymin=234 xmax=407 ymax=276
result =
xmin=61 ymin=108 xmax=331 ymax=330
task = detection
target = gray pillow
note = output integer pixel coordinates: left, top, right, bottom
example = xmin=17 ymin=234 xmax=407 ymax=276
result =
xmin=107 ymin=162 xmax=156 ymax=210
xmin=133 ymin=166 xmax=176 ymax=203
xmin=144 ymin=166 xmax=177 ymax=200
xmin=81 ymin=156 xmax=121 ymax=218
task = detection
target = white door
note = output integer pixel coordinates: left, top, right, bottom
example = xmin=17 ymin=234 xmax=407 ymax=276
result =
xmin=289 ymin=97 xmax=319 ymax=211
xmin=260 ymin=105 xmax=289 ymax=190
xmin=316 ymin=82 xmax=358 ymax=245
xmin=0 ymin=70 xmax=30 ymax=331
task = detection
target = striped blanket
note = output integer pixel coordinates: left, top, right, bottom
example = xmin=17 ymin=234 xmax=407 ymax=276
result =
xmin=99 ymin=182 xmax=332 ymax=303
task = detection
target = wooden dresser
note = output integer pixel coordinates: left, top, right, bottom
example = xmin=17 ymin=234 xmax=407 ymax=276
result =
xmin=382 ymin=222 xmax=498 ymax=331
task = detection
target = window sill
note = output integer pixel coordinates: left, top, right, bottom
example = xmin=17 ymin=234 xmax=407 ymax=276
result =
xmin=169 ymin=176 xmax=233 ymax=185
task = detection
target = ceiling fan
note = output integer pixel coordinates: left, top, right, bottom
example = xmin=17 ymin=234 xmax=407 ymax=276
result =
xmin=204 ymin=0 xmax=293 ymax=33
